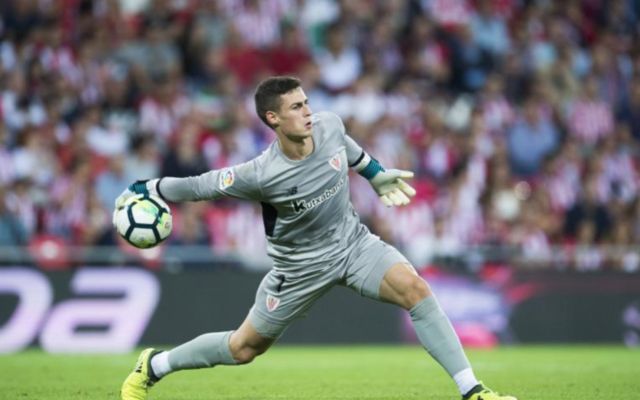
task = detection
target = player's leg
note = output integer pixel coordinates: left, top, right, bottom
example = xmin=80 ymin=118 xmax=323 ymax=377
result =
xmin=378 ymin=263 xmax=478 ymax=393
xmin=344 ymin=237 xmax=516 ymax=400
xmin=120 ymin=270 xmax=288 ymax=400
xmin=121 ymin=316 xmax=275 ymax=400
xmin=121 ymin=267 xmax=338 ymax=400
xmin=158 ymin=314 xmax=276 ymax=373
xmin=378 ymin=263 xmax=516 ymax=399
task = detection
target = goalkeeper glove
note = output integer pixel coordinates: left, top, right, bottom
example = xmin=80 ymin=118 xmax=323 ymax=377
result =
xmin=353 ymin=153 xmax=416 ymax=207
xmin=113 ymin=179 xmax=162 ymax=224
xmin=370 ymin=168 xmax=416 ymax=207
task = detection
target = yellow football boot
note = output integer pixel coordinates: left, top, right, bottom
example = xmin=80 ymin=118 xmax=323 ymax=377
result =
xmin=120 ymin=348 xmax=161 ymax=400
xmin=463 ymin=382 xmax=517 ymax=400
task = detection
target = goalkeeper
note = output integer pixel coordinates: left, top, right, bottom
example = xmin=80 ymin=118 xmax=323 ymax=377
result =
xmin=118 ymin=76 xmax=516 ymax=400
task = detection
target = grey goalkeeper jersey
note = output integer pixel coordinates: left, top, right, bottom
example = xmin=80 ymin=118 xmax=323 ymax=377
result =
xmin=159 ymin=111 xmax=370 ymax=274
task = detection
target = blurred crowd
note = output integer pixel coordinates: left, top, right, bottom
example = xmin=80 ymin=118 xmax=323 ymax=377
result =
xmin=1 ymin=0 xmax=639 ymax=272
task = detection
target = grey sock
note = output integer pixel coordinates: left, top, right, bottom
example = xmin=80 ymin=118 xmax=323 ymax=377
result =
xmin=410 ymin=295 xmax=471 ymax=377
xmin=167 ymin=331 xmax=237 ymax=370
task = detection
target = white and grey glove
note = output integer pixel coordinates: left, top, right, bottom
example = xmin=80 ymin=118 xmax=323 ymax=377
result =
xmin=112 ymin=178 xmax=162 ymax=225
xmin=370 ymin=169 xmax=416 ymax=207
xmin=352 ymin=152 xmax=416 ymax=207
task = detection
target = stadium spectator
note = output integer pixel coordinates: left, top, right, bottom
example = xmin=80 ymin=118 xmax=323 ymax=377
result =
xmin=116 ymin=8 xmax=181 ymax=86
xmin=228 ymin=0 xmax=286 ymax=49
xmin=564 ymin=177 xmax=612 ymax=243
xmin=84 ymin=105 xmax=129 ymax=158
xmin=161 ymin=121 xmax=207 ymax=178
xmin=221 ymin=26 xmax=268 ymax=88
xmin=0 ymin=184 xmax=28 ymax=247
xmin=268 ymin=22 xmax=311 ymax=76
xmin=617 ymin=78 xmax=640 ymax=141
xmin=608 ymin=219 xmax=640 ymax=272
xmin=404 ymin=15 xmax=451 ymax=86
xmin=483 ymin=153 xmax=521 ymax=224
xmin=566 ymin=74 xmax=614 ymax=146
xmin=449 ymin=24 xmax=494 ymax=92
xmin=95 ymin=155 xmax=130 ymax=213
xmin=11 ymin=126 xmax=57 ymax=186
xmin=169 ymin=202 xmax=210 ymax=247
xmin=572 ymin=220 xmax=604 ymax=271
xmin=81 ymin=188 xmax=113 ymax=246
xmin=5 ymin=178 xmax=37 ymax=240
xmin=0 ymin=127 xmax=15 ymax=185
xmin=138 ymin=74 xmax=190 ymax=146
xmin=539 ymin=149 xmax=579 ymax=214
xmin=101 ymin=64 xmax=139 ymax=137
xmin=360 ymin=14 xmax=404 ymax=75
xmin=511 ymin=202 xmax=552 ymax=269
xmin=478 ymin=73 xmax=514 ymax=134
xmin=125 ymin=134 xmax=161 ymax=181
xmin=46 ymin=157 xmax=93 ymax=243
xmin=313 ymin=22 xmax=362 ymax=92
xmin=469 ymin=0 xmax=511 ymax=59
xmin=507 ymin=97 xmax=560 ymax=177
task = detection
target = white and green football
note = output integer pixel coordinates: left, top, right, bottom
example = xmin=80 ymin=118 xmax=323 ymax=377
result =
xmin=114 ymin=194 xmax=172 ymax=249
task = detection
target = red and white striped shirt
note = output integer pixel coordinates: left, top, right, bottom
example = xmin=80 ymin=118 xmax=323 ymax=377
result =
xmin=482 ymin=96 xmax=514 ymax=133
xmin=567 ymin=100 xmax=614 ymax=145
xmin=424 ymin=0 xmax=472 ymax=27
xmin=600 ymin=151 xmax=639 ymax=203
xmin=224 ymin=0 xmax=288 ymax=48
xmin=0 ymin=147 xmax=14 ymax=185
xmin=206 ymin=204 xmax=268 ymax=264
xmin=543 ymin=161 xmax=580 ymax=212
xmin=138 ymin=95 xmax=191 ymax=144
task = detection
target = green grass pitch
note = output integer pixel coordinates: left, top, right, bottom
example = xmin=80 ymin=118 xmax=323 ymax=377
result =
xmin=1 ymin=345 xmax=638 ymax=399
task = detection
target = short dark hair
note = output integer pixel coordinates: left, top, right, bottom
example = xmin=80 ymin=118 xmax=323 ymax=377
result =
xmin=254 ymin=76 xmax=301 ymax=128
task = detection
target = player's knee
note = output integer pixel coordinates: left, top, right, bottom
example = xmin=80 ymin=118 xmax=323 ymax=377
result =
xmin=230 ymin=341 xmax=270 ymax=364
xmin=229 ymin=324 xmax=274 ymax=365
xmin=232 ymin=343 xmax=269 ymax=365
xmin=233 ymin=349 xmax=254 ymax=365
xmin=402 ymin=276 xmax=431 ymax=309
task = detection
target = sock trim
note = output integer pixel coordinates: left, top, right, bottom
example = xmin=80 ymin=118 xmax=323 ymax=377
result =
xmin=150 ymin=351 xmax=171 ymax=379
xmin=221 ymin=330 xmax=237 ymax=364
xmin=409 ymin=295 xmax=439 ymax=319
xmin=453 ymin=368 xmax=479 ymax=395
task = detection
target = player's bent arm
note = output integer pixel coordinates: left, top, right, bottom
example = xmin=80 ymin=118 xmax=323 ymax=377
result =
xmin=343 ymin=130 xmax=416 ymax=207
xmin=349 ymin=149 xmax=417 ymax=207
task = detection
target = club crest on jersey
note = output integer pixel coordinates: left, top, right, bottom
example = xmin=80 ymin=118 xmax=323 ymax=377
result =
xmin=266 ymin=295 xmax=280 ymax=312
xmin=329 ymin=153 xmax=342 ymax=171
xmin=219 ymin=168 xmax=234 ymax=190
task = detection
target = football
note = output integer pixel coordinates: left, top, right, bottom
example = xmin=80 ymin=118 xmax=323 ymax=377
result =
xmin=114 ymin=194 xmax=172 ymax=248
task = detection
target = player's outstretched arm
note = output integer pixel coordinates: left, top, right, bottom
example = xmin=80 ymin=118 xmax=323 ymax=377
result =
xmin=351 ymin=153 xmax=416 ymax=207
xmin=113 ymin=172 xmax=218 ymax=213
xmin=114 ymin=161 xmax=260 ymax=223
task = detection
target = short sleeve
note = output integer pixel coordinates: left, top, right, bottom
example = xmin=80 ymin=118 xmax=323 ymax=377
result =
xmin=322 ymin=112 xmax=363 ymax=166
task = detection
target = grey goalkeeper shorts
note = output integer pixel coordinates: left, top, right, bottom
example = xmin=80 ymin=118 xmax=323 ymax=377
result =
xmin=248 ymin=232 xmax=409 ymax=338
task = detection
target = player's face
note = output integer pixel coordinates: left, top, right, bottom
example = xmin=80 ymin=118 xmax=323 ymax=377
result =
xmin=272 ymin=87 xmax=313 ymax=140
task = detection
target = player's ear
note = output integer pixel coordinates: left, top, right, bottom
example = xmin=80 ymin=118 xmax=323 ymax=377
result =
xmin=266 ymin=110 xmax=279 ymax=127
